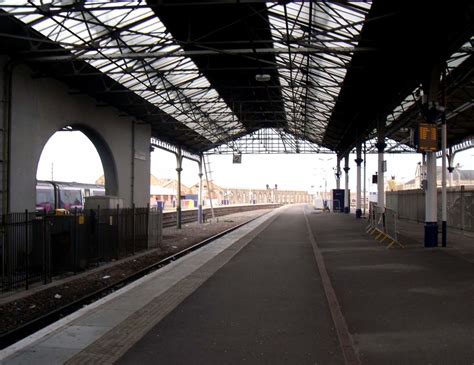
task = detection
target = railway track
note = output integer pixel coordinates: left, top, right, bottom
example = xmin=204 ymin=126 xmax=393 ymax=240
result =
xmin=162 ymin=204 xmax=280 ymax=227
xmin=0 ymin=211 xmax=269 ymax=350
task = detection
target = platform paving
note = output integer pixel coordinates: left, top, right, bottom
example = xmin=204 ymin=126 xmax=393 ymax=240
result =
xmin=1 ymin=205 xmax=473 ymax=364
xmin=117 ymin=205 xmax=343 ymax=365
xmin=308 ymin=211 xmax=474 ymax=364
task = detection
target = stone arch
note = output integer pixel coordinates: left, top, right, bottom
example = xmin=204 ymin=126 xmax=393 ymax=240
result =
xmin=35 ymin=124 xmax=119 ymax=197
xmin=68 ymin=124 xmax=119 ymax=196
xmin=8 ymin=64 xmax=151 ymax=212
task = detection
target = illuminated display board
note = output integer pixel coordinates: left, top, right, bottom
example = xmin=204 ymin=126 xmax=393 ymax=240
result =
xmin=418 ymin=123 xmax=438 ymax=152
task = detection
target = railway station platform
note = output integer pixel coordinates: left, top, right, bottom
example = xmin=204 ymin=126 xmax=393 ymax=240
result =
xmin=1 ymin=205 xmax=473 ymax=364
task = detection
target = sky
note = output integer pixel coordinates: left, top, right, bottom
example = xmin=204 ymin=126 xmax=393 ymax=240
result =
xmin=37 ymin=131 xmax=473 ymax=193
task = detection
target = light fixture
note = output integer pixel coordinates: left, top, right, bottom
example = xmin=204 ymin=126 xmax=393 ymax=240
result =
xmin=255 ymin=74 xmax=271 ymax=82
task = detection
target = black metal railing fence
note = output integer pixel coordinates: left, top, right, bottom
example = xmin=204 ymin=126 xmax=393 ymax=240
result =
xmin=1 ymin=206 xmax=162 ymax=293
xmin=0 ymin=211 xmax=51 ymax=292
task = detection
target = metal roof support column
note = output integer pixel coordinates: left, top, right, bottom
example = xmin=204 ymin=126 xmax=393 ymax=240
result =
xmin=176 ymin=147 xmax=183 ymax=229
xmin=131 ymin=120 xmax=135 ymax=206
xmin=425 ymin=153 xmax=438 ymax=247
xmin=343 ymin=155 xmax=350 ymax=213
xmin=376 ymin=120 xmax=386 ymax=211
xmin=423 ymin=65 xmax=441 ymax=248
xmin=198 ymin=154 xmax=204 ymax=224
xmin=441 ymin=121 xmax=447 ymax=246
xmin=363 ymin=142 xmax=367 ymax=217
xmin=355 ymin=144 xmax=363 ymax=218
xmin=335 ymin=157 xmax=341 ymax=190
xmin=441 ymin=67 xmax=448 ymax=247
xmin=447 ymin=148 xmax=454 ymax=187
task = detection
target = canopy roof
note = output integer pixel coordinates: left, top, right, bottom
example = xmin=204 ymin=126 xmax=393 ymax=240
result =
xmin=0 ymin=1 xmax=472 ymax=155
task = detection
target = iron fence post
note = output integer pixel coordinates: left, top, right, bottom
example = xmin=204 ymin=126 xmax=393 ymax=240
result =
xmin=42 ymin=210 xmax=46 ymax=284
xmin=116 ymin=204 xmax=120 ymax=259
xmin=97 ymin=205 xmax=101 ymax=264
xmin=73 ymin=208 xmax=78 ymax=273
xmin=146 ymin=203 xmax=150 ymax=249
xmin=1 ymin=214 xmax=5 ymax=292
xmin=394 ymin=209 xmax=398 ymax=242
xmin=158 ymin=206 xmax=163 ymax=247
xmin=132 ymin=204 xmax=136 ymax=255
xmin=1 ymin=214 xmax=4 ymax=291
xmin=25 ymin=209 xmax=29 ymax=290
xmin=460 ymin=185 xmax=465 ymax=231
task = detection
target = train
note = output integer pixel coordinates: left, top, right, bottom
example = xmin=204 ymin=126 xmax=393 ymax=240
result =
xmin=36 ymin=180 xmax=105 ymax=214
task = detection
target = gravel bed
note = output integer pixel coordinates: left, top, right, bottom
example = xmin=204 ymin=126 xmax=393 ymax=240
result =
xmin=0 ymin=209 xmax=272 ymax=337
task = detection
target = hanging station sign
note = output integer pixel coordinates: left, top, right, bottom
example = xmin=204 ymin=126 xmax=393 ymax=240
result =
xmin=417 ymin=123 xmax=438 ymax=152
xmin=232 ymin=153 xmax=242 ymax=164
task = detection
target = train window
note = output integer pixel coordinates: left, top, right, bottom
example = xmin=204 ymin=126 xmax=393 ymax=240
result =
xmin=92 ymin=189 xmax=105 ymax=196
xmin=59 ymin=188 xmax=82 ymax=210
xmin=84 ymin=189 xmax=91 ymax=197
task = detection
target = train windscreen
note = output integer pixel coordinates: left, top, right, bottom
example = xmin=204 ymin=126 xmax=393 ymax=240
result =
xmin=36 ymin=185 xmax=54 ymax=213
xmin=59 ymin=188 xmax=82 ymax=211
